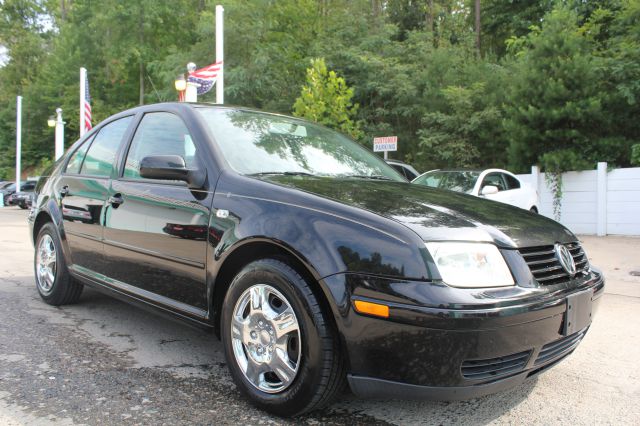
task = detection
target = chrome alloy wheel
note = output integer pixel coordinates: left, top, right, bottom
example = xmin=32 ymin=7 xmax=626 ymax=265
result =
xmin=36 ymin=234 xmax=57 ymax=294
xmin=231 ymin=284 xmax=301 ymax=393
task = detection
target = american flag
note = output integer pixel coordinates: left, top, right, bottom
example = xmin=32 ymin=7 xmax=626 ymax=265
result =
xmin=84 ymin=75 xmax=92 ymax=132
xmin=187 ymin=61 xmax=222 ymax=95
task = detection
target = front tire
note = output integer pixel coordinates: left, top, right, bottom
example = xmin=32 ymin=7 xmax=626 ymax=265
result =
xmin=34 ymin=223 xmax=83 ymax=305
xmin=221 ymin=258 xmax=345 ymax=417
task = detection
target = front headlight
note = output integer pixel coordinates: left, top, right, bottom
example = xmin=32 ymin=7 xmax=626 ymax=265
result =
xmin=425 ymin=242 xmax=514 ymax=288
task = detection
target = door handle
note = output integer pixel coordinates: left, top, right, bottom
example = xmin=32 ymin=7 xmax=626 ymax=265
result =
xmin=108 ymin=194 xmax=124 ymax=208
xmin=59 ymin=185 xmax=69 ymax=198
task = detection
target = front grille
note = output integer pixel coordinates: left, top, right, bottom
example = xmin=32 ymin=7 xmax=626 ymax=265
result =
xmin=534 ymin=329 xmax=588 ymax=366
xmin=461 ymin=350 xmax=531 ymax=381
xmin=519 ymin=242 xmax=589 ymax=285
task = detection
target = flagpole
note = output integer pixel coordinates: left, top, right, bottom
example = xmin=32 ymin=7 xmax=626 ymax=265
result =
xmin=79 ymin=67 xmax=86 ymax=137
xmin=215 ymin=5 xmax=224 ymax=104
xmin=15 ymin=96 xmax=22 ymax=190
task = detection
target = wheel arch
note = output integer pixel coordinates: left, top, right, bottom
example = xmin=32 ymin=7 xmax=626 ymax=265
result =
xmin=209 ymin=238 xmax=340 ymax=341
xmin=33 ymin=211 xmax=53 ymax=244
xmin=32 ymin=198 xmax=72 ymax=266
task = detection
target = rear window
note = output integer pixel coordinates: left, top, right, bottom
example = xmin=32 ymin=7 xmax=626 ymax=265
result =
xmin=504 ymin=174 xmax=521 ymax=190
xmin=390 ymin=164 xmax=408 ymax=179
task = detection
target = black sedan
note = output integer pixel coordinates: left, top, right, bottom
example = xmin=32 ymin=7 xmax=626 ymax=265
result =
xmin=9 ymin=191 xmax=35 ymax=209
xmin=29 ymin=103 xmax=604 ymax=417
xmin=2 ymin=180 xmax=37 ymax=206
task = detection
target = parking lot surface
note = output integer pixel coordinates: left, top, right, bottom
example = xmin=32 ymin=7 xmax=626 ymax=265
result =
xmin=0 ymin=207 xmax=638 ymax=425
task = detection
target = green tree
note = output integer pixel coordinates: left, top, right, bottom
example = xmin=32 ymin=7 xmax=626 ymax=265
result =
xmin=293 ymin=58 xmax=363 ymax=140
xmin=0 ymin=0 xmax=54 ymax=178
xmin=481 ymin=0 xmax=554 ymax=56
xmin=588 ymin=0 xmax=640 ymax=163
xmin=201 ymin=0 xmax=320 ymax=111
xmin=418 ymin=82 xmax=505 ymax=169
xmin=504 ymin=6 xmax=605 ymax=173
xmin=1 ymin=0 xmax=638 ymax=181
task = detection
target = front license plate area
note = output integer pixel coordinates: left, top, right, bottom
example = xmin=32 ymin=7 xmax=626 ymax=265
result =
xmin=563 ymin=289 xmax=593 ymax=336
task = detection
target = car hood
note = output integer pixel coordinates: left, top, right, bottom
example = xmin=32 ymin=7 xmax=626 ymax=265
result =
xmin=263 ymin=176 xmax=576 ymax=248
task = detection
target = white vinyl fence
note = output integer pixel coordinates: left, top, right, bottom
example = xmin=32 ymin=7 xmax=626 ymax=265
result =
xmin=516 ymin=163 xmax=640 ymax=236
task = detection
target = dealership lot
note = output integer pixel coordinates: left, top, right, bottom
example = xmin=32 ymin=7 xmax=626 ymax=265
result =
xmin=0 ymin=207 xmax=638 ymax=425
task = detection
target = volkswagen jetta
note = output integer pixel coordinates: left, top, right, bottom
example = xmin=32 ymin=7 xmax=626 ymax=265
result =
xmin=29 ymin=103 xmax=604 ymax=416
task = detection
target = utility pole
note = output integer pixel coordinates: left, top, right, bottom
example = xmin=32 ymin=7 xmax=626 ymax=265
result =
xmin=15 ymin=96 xmax=22 ymax=190
xmin=55 ymin=108 xmax=65 ymax=161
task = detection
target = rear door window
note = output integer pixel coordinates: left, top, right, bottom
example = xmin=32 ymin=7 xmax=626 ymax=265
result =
xmin=65 ymin=135 xmax=96 ymax=174
xmin=482 ymin=173 xmax=507 ymax=192
xmin=80 ymin=117 xmax=133 ymax=177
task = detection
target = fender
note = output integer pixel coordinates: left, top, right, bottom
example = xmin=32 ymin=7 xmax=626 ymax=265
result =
xmin=209 ymin=174 xmax=432 ymax=281
xmin=32 ymin=176 xmax=74 ymax=268
xmin=205 ymin=172 xmax=434 ymax=325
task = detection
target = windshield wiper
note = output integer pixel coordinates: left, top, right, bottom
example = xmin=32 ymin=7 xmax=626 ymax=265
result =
xmin=342 ymin=174 xmax=395 ymax=181
xmin=249 ymin=171 xmax=316 ymax=177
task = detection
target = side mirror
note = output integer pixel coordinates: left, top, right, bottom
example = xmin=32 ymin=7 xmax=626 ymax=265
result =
xmin=139 ymin=155 xmax=206 ymax=189
xmin=481 ymin=185 xmax=499 ymax=196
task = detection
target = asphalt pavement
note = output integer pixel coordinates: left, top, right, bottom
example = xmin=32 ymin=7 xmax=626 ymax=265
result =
xmin=0 ymin=207 xmax=638 ymax=425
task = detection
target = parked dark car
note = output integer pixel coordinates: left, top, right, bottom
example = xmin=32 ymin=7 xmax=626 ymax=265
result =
xmin=9 ymin=191 xmax=35 ymax=209
xmin=385 ymin=159 xmax=419 ymax=180
xmin=29 ymin=103 xmax=604 ymax=417
xmin=1 ymin=182 xmax=15 ymax=205
xmin=2 ymin=180 xmax=36 ymax=206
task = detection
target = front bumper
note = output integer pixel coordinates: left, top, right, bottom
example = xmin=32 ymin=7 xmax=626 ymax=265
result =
xmin=321 ymin=269 xmax=604 ymax=400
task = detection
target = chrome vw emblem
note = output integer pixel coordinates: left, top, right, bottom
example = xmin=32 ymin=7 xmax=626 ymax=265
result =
xmin=555 ymin=243 xmax=576 ymax=276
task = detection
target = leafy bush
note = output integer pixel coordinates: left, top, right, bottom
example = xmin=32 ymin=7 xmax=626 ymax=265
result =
xmin=293 ymin=58 xmax=363 ymax=141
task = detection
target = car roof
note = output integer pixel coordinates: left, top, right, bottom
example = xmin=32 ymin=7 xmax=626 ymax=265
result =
xmin=385 ymin=159 xmax=409 ymax=166
xmin=424 ymin=168 xmax=516 ymax=175
xmin=424 ymin=169 xmax=482 ymax=173
xmin=111 ymin=102 xmax=300 ymax=122
xmin=87 ymin=102 xmax=351 ymax=147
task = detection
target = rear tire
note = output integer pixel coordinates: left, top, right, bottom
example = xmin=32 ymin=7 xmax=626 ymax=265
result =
xmin=34 ymin=223 xmax=83 ymax=305
xmin=530 ymin=206 xmax=538 ymax=214
xmin=221 ymin=258 xmax=345 ymax=417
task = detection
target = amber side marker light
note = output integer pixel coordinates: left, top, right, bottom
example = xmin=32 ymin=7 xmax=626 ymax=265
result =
xmin=353 ymin=300 xmax=390 ymax=318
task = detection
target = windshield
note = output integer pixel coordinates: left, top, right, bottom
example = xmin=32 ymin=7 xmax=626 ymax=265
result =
xmin=0 ymin=182 xmax=14 ymax=189
xmin=2 ymin=183 xmax=16 ymax=191
xmin=413 ymin=171 xmax=480 ymax=193
xmin=196 ymin=108 xmax=404 ymax=181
